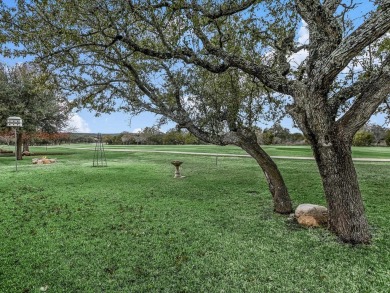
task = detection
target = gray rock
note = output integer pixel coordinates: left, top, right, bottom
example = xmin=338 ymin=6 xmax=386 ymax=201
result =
xmin=295 ymin=204 xmax=328 ymax=227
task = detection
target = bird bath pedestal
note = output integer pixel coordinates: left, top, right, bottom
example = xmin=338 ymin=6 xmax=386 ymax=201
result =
xmin=171 ymin=160 xmax=184 ymax=178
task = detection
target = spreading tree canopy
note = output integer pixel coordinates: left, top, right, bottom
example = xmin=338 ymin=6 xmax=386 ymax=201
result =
xmin=1 ymin=0 xmax=390 ymax=243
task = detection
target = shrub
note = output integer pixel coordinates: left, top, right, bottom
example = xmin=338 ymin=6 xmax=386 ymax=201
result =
xmin=385 ymin=130 xmax=390 ymax=146
xmin=353 ymin=131 xmax=374 ymax=146
xmin=261 ymin=131 xmax=274 ymax=145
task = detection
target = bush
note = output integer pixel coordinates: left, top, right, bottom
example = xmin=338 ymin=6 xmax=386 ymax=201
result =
xmin=385 ymin=130 xmax=390 ymax=146
xmin=353 ymin=131 xmax=374 ymax=146
xmin=261 ymin=131 xmax=274 ymax=145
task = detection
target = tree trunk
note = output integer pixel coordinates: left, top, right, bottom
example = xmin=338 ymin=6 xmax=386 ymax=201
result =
xmin=184 ymin=124 xmax=293 ymax=214
xmin=237 ymin=133 xmax=293 ymax=214
xmin=16 ymin=132 xmax=23 ymax=160
xmin=23 ymin=140 xmax=30 ymax=152
xmin=312 ymin=139 xmax=371 ymax=244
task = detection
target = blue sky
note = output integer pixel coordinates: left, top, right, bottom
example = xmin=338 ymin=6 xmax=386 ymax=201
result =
xmin=1 ymin=44 xmax=176 ymax=133
xmin=2 ymin=52 xmax=300 ymax=134
xmin=1 ymin=0 xmax=388 ymax=133
xmin=71 ymin=109 xmax=174 ymax=134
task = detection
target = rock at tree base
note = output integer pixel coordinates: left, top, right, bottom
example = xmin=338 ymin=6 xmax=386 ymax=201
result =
xmin=32 ymin=158 xmax=56 ymax=164
xmin=295 ymin=204 xmax=328 ymax=227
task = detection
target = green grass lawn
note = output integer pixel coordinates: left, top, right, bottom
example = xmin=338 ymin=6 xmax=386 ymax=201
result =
xmin=27 ymin=143 xmax=390 ymax=159
xmin=0 ymin=146 xmax=389 ymax=292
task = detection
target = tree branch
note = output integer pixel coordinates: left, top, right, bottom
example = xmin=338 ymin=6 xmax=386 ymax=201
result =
xmin=296 ymin=0 xmax=342 ymax=40
xmin=129 ymin=0 xmax=257 ymax=20
xmin=190 ymin=0 xmax=257 ymax=20
xmin=160 ymin=63 xmax=184 ymax=111
xmin=336 ymin=55 xmax=390 ymax=137
xmin=190 ymin=18 xmax=294 ymax=95
xmin=323 ymin=0 xmax=342 ymax=14
xmin=315 ymin=2 xmax=390 ymax=89
xmin=120 ymin=36 xmax=231 ymax=73
xmin=296 ymin=0 xmax=343 ymax=77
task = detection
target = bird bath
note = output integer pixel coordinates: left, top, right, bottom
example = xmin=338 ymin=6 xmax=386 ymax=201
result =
xmin=171 ymin=160 xmax=184 ymax=178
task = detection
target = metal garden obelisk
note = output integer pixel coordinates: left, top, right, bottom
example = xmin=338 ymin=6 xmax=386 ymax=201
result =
xmin=93 ymin=133 xmax=107 ymax=167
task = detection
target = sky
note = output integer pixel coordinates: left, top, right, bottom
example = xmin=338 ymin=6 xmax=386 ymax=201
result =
xmin=67 ymin=110 xmax=175 ymax=134
xmin=1 ymin=0 xmax=388 ymax=133
xmin=1 ymin=48 xmax=300 ymax=134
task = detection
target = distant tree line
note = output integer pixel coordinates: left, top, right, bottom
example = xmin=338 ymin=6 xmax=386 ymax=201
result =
xmin=0 ymin=131 xmax=71 ymax=149
xmin=352 ymin=123 xmax=390 ymax=146
xmin=258 ymin=122 xmax=390 ymax=147
xmin=4 ymin=122 xmax=388 ymax=148
xmin=103 ymin=127 xmax=203 ymax=145
xmin=256 ymin=123 xmax=306 ymax=145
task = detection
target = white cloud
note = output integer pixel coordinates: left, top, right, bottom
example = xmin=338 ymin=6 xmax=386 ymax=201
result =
xmin=289 ymin=50 xmax=309 ymax=67
xmin=297 ymin=21 xmax=309 ymax=45
xmin=66 ymin=113 xmax=91 ymax=133
xmin=289 ymin=21 xmax=309 ymax=68
xmin=132 ymin=128 xmax=142 ymax=133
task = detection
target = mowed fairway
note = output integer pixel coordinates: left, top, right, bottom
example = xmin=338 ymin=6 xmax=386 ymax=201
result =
xmin=57 ymin=143 xmax=390 ymax=159
xmin=0 ymin=145 xmax=389 ymax=292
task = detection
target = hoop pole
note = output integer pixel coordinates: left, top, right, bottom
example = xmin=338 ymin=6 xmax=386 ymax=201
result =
xmin=14 ymin=128 xmax=18 ymax=172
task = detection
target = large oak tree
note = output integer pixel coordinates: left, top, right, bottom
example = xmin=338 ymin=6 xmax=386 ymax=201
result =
xmin=2 ymin=0 xmax=390 ymax=243
xmin=0 ymin=2 xmax=294 ymax=215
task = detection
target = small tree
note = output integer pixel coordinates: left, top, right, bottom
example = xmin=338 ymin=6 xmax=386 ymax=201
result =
xmin=0 ymin=130 xmax=13 ymax=147
xmin=103 ymin=135 xmax=114 ymax=145
xmin=353 ymin=131 xmax=374 ymax=146
xmin=136 ymin=127 xmax=163 ymax=145
xmin=183 ymin=131 xmax=201 ymax=145
xmin=162 ymin=129 xmax=185 ymax=145
xmin=363 ymin=123 xmax=387 ymax=145
xmin=290 ymin=133 xmax=306 ymax=144
xmin=261 ymin=131 xmax=275 ymax=145
xmin=385 ymin=130 xmax=390 ymax=146
xmin=269 ymin=123 xmax=291 ymax=144
xmin=121 ymin=132 xmax=136 ymax=145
